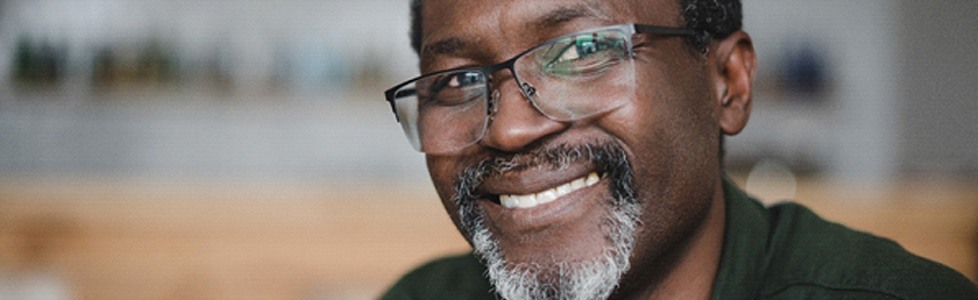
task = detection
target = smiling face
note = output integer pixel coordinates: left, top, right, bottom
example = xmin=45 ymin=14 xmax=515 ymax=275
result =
xmin=417 ymin=0 xmax=752 ymax=298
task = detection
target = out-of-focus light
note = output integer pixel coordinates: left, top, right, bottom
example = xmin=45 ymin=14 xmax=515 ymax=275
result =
xmin=745 ymin=158 xmax=798 ymax=203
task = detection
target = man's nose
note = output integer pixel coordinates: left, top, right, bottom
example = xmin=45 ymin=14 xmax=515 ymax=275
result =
xmin=479 ymin=79 xmax=567 ymax=152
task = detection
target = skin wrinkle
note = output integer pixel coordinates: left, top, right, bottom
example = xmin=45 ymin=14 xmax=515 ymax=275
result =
xmin=529 ymin=1 xmax=614 ymax=31
xmin=420 ymin=2 xmax=611 ymax=71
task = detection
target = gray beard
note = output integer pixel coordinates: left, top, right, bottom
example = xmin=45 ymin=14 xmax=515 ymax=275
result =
xmin=453 ymin=143 xmax=640 ymax=300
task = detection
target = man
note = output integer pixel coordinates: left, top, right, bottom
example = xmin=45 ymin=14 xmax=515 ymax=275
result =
xmin=380 ymin=0 xmax=978 ymax=299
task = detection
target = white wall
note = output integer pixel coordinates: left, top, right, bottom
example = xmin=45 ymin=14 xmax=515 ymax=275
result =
xmin=735 ymin=0 xmax=900 ymax=183
xmin=897 ymin=0 xmax=978 ymax=175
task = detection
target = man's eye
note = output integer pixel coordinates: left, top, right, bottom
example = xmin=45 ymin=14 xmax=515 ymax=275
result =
xmin=423 ymin=71 xmax=486 ymax=106
xmin=543 ymin=35 xmax=623 ymax=77
xmin=555 ymin=38 xmax=599 ymax=63
xmin=445 ymin=72 xmax=484 ymax=88
xmin=428 ymin=71 xmax=483 ymax=94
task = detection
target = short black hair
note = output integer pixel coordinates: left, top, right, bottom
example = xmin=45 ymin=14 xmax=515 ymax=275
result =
xmin=680 ymin=0 xmax=742 ymax=52
xmin=408 ymin=0 xmax=742 ymax=55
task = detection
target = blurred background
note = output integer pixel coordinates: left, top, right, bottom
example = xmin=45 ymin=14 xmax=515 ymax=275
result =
xmin=0 ymin=0 xmax=975 ymax=299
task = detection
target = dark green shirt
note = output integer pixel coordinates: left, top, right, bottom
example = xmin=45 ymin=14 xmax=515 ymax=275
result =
xmin=382 ymin=180 xmax=978 ymax=299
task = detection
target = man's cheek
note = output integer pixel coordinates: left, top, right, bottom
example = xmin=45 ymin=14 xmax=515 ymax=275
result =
xmin=444 ymin=203 xmax=469 ymax=240
xmin=426 ymin=160 xmax=455 ymax=195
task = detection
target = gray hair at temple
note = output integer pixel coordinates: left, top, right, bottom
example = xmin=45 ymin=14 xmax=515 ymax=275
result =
xmin=407 ymin=0 xmax=742 ymax=55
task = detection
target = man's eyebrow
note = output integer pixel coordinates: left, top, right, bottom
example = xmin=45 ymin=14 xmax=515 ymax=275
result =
xmin=422 ymin=37 xmax=465 ymax=58
xmin=531 ymin=2 xmax=610 ymax=31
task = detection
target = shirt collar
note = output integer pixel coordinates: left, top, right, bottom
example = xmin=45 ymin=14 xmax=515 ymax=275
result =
xmin=710 ymin=177 xmax=771 ymax=299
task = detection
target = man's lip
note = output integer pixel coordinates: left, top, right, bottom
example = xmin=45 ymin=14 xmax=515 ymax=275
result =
xmin=477 ymin=175 xmax=610 ymax=233
xmin=477 ymin=162 xmax=599 ymax=197
xmin=498 ymin=172 xmax=602 ymax=209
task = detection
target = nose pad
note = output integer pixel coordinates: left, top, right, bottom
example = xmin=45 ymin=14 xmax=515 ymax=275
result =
xmin=520 ymin=82 xmax=537 ymax=98
xmin=489 ymin=89 xmax=501 ymax=119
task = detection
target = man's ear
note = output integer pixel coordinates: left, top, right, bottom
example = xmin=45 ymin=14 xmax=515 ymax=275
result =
xmin=712 ymin=31 xmax=756 ymax=136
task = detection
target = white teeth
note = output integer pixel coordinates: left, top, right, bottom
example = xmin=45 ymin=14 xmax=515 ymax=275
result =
xmin=586 ymin=172 xmax=599 ymax=185
xmin=515 ymin=194 xmax=536 ymax=208
xmin=499 ymin=172 xmax=602 ymax=209
xmin=556 ymin=183 xmax=571 ymax=195
xmin=536 ymin=190 xmax=558 ymax=205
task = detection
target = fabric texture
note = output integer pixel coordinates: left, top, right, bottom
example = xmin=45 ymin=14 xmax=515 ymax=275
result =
xmin=381 ymin=179 xmax=978 ymax=299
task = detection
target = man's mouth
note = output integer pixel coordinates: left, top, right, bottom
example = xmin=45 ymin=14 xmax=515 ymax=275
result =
xmin=498 ymin=172 xmax=603 ymax=209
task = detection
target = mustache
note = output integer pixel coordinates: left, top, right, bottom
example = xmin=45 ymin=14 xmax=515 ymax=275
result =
xmin=452 ymin=142 xmax=637 ymax=230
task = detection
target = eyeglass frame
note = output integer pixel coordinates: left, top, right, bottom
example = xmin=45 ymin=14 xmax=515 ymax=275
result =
xmin=384 ymin=23 xmax=697 ymax=152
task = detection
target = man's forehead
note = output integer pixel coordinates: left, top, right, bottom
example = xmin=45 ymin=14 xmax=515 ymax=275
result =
xmin=418 ymin=0 xmax=678 ymax=64
xmin=419 ymin=0 xmax=619 ymax=60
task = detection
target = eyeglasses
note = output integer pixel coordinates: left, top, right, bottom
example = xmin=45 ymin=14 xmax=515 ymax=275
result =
xmin=384 ymin=23 xmax=695 ymax=154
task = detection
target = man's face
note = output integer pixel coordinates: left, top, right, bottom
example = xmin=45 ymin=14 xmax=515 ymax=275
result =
xmin=420 ymin=0 xmax=725 ymax=297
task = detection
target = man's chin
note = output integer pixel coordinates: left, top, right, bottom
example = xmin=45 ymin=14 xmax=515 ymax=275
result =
xmin=485 ymin=221 xmax=619 ymax=266
xmin=467 ymin=198 xmax=641 ymax=300
xmin=472 ymin=225 xmax=632 ymax=300
xmin=496 ymin=243 xmax=614 ymax=271
xmin=479 ymin=204 xmax=617 ymax=260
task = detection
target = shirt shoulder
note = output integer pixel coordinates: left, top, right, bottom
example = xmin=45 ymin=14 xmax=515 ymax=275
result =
xmin=380 ymin=252 xmax=496 ymax=300
xmin=759 ymin=202 xmax=978 ymax=299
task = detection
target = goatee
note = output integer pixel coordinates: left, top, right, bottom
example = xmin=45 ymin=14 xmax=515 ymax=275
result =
xmin=452 ymin=142 xmax=641 ymax=300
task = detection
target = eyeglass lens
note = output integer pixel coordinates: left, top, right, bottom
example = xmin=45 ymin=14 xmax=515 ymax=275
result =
xmin=392 ymin=26 xmax=637 ymax=154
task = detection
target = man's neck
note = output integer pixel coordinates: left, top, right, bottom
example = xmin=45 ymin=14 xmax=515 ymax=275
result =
xmin=642 ymin=178 xmax=727 ymax=300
